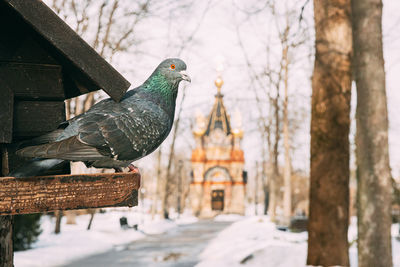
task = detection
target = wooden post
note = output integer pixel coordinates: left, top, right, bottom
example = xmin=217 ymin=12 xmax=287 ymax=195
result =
xmin=1 ymin=145 xmax=13 ymax=266
xmin=0 ymin=216 xmax=13 ymax=267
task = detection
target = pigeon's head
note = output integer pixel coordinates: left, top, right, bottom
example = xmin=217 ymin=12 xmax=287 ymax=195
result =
xmin=157 ymin=58 xmax=191 ymax=84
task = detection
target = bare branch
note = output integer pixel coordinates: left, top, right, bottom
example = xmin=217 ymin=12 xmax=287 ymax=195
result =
xmin=99 ymin=0 xmax=118 ymax=57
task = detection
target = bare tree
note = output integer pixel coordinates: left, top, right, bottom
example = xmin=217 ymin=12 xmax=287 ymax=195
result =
xmin=281 ymin=24 xmax=292 ymax=225
xmin=47 ymin=0 xmax=154 ymax=232
xmin=161 ymin=0 xmax=213 ymax=219
xmin=352 ymin=0 xmax=393 ymax=265
xmin=236 ymin=2 xmax=309 ymax=222
xmin=49 ymin=0 xmax=153 ymax=119
xmin=236 ymin=29 xmax=279 ymax=220
xmin=307 ymin=0 xmax=352 ymax=265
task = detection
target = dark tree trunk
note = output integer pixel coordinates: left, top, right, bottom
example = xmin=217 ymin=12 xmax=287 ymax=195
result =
xmin=87 ymin=212 xmax=95 ymax=231
xmin=307 ymin=0 xmax=352 ymax=265
xmin=54 ymin=210 xmax=62 ymax=234
xmin=0 ymin=216 xmax=13 ymax=267
xmin=263 ymin=187 xmax=269 ymax=215
xmin=268 ymin=95 xmax=280 ymax=221
xmin=352 ymin=0 xmax=393 ymax=266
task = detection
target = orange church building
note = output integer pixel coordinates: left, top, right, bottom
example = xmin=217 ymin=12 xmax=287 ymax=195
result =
xmin=190 ymin=76 xmax=247 ymax=218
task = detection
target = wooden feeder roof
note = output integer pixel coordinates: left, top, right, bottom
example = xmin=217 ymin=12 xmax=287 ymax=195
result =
xmin=1 ymin=0 xmax=131 ymax=102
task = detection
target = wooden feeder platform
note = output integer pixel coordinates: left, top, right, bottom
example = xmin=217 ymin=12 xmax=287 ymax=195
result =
xmin=0 ymin=171 xmax=140 ymax=215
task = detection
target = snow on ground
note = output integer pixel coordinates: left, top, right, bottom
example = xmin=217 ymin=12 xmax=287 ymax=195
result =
xmin=14 ymin=208 xmax=197 ymax=267
xmin=197 ymin=216 xmax=307 ymax=267
xmin=214 ymin=214 xmax=245 ymax=222
xmin=13 ymin=209 xmax=400 ymax=267
xmin=196 ymin=216 xmax=400 ymax=267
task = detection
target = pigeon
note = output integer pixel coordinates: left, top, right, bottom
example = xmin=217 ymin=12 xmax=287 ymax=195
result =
xmin=10 ymin=58 xmax=191 ymax=178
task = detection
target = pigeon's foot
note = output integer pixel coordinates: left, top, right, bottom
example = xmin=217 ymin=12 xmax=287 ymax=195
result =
xmin=114 ymin=167 xmax=123 ymax=173
xmin=114 ymin=165 xmax=139 ymax=173
xmin=128 ymin=164 xmax=139 ymax=173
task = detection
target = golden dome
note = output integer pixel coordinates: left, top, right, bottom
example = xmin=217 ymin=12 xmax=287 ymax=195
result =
xmin=215 ymin=77 xmax=224 ymax=89
xmin=232 ymin=128 xmax=244 ymax=138
xmin=193 ymin=129 xmax=205 ymax=137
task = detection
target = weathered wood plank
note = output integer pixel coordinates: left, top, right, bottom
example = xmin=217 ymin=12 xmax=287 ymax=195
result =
xmin=13 ymin=101 xmax=65 ymax=138
xmin=0 ymin=3 xmax=57 ymax=65
xmin=0 ymin=87 xmax=13 ymax=143
xmin=0 ymin=172 xmax=140 ymax=215
xmin=0 ymin=62 xmax=64 ymax=100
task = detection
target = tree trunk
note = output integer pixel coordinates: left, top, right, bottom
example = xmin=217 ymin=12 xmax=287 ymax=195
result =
xmin=54 ymin=210 xmax=62 ymax=234
xmin=282 ymin=44 xmax=292 ymax=225
xmin=352 ymin=0 xmax=393 ymax=266
xmin=261 ymin=152 xmax=269 ymax=215
xmin=263 ymin=185 xmax=269 ymax=215
xmin=267 ymin=156 xmax=278 ymax=221
xmin=176 ymin=160 xmax=183 ymax=217
xmin=87 ymin=210 xmax=95 ymax=230
xmin=268 ymin=94 xmax=280 ymax=222
xmin=162 ymin=89 xmax=187 ymax=219
xmin=0 ymin=216 xmax=13 ymax=267
xmin=151 ymin=149 xmax=162 ymax=220
xmin=307 ymin=0 xmax=352 ymax=265
xmin=65 ymin=211 xmax=77 ymax=225
xmin=255 ymin=161 xmax=259 ymax=215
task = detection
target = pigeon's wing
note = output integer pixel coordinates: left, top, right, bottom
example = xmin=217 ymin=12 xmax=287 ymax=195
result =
xmin=15 ymin=128 xmax=65 ymax=151
xmin=16 ymin=100 xmax=171 ymax=162
xmin=15 ymin=135 xmax=108 ymax=161
xmin=77 ymin=102 xmax=171 ymax=161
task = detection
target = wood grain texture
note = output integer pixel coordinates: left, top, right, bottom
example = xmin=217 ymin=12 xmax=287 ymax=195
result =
xmin=13 ymin=101 xmax=65 ymax=138
xmin=0 ymin=216 xmax=12 ymax=267
xmin=0 ymin=4 xmax=57 ymax=66
xmin=0 ymin=171 xmax=140 ymax=215
xmin=0 ymin=62 xmax=64 ymax=100
xmin=0 ymin=87 xmax=13 ymax=143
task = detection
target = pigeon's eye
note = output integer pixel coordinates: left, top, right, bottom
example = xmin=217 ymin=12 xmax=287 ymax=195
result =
xmin=170 ymin=64 xmax=176 ymax=70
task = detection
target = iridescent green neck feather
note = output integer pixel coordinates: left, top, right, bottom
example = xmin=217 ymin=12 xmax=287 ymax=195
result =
xmin=142 ymin=70 xmax=179 ymax=117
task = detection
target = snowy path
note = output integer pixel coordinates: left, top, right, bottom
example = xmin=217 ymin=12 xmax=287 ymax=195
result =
xmin=63 ymin=220 xmax=231 ymax=267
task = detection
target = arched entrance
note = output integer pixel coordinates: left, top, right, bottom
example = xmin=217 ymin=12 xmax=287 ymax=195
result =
xmin=204 ymin=167 xmax=232 ymax=213
xmin=211 ymin=190 xmax=224 ymax=211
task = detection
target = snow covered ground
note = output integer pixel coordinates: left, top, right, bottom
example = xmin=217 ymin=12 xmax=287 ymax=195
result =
xmin=196 ymin=216 xmax=400 ymax=267
xmin=14 ymin=211 xmax=400 ymax=267
xmin=14 ymin=208 xmax=197 ymax=267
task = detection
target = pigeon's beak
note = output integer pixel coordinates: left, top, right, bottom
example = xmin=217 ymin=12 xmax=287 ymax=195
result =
xmin=179 ymin=71 xmax=191 ymax=83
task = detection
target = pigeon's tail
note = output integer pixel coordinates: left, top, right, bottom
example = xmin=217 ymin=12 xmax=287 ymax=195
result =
xmin=9 ymin=158 xmax=66 ymax=178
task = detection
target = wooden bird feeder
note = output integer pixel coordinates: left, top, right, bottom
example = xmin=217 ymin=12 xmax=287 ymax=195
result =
xmin=0 ymin=172 xmax=140 ymax=215
xmin=0 ymin=0 xmax=140 ymax=215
